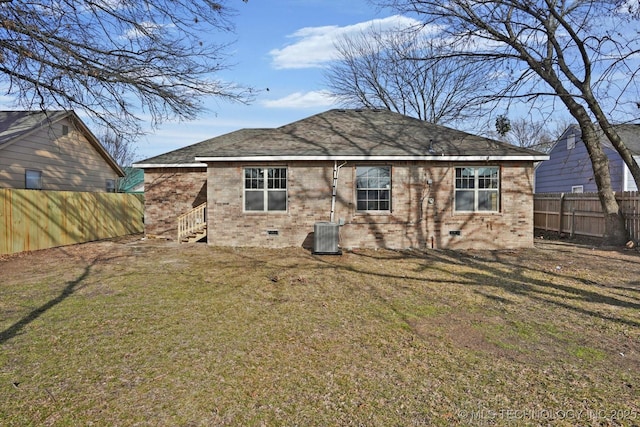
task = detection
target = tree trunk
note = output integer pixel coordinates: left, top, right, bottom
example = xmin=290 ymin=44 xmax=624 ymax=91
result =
xmin=583 ymin=90 xmax=640 ymax=190
xmin=539 ymin=77 xmax=629 ymax=245
xmin=578 ymin=123 xmax=628 ymax=245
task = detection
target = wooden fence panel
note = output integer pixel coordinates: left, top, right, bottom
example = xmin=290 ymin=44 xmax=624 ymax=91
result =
xmin=534 ymin=193 xmax=562 ymax=232
xmin=619 ymin=191 xmax=640 ymax=241
xmin=0 ymin=189 xmax=144 ymax=255
xmin=534 ymin=192 xmax=640 ymax=242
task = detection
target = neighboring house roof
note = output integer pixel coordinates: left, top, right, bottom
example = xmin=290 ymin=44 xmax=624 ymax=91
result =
xmin=600 ymin=124 xmax=640 ymax=154
xmin=0 ymin=110 xmax=125 ymax=177
xmin=135 ymin=109 xmax=547 ymax=167
xmin=544 ymin=123 xmax=640 ymax=158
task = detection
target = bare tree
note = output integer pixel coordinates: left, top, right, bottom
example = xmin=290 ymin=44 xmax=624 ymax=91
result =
xmin=325 ymin=26 xmax=488 ymax=126
xmin=99 ymin=130 xmax=140 ymax=192
xmin=379 ymin=0 xmax=640 ymax=244
xmin=100 ymin=131 xmax=138 ymax=168
xmin=0 ymin=0 xmax=252 ymax=138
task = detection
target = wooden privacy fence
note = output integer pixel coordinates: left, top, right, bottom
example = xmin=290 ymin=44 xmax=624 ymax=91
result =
xmin=1 ymin=189 xmax=144 ymax=255
xmin=534 ymin=192 xmax=640 ymax=242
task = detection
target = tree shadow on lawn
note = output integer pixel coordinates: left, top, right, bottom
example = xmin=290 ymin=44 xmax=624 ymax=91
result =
xmin=315 ymin=244 xmax=640 ymax=329
xmin=0 ymin=250 xmax=122 ymax=345
xmin=451 ymin=249 xmax=640 ymax=328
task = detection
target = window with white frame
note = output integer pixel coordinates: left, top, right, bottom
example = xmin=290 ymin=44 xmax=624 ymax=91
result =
xmin=244 ymin=167 xmax=287 ymax=212
xmin=25 ymin=170 xmax=42 ymax=190
xmin=571 ymin=185 xmax=583 ymax=193
xmin=454 ymin=167 xmax=500 ymax=212
xmin=356 ymin=166 xmax=391 ymax=211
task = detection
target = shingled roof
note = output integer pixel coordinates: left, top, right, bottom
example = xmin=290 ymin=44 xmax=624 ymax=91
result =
xmin=135 ymin=109 xmax=547 ymax=167
xmin=601 ymin=124 xmax=640 ymax=154
xmin=0 ymin=110 xmax=69 ymax=148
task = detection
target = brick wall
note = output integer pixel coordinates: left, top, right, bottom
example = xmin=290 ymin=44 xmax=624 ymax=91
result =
xmin=143 ymin=167 xmax=207 ymax=239
xmin=205 ymin=161 xmax=535 ymax=250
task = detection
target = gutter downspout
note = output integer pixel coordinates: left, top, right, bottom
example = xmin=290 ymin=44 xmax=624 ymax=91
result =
xmin=330 ymin=161 xmax=347 ymax=223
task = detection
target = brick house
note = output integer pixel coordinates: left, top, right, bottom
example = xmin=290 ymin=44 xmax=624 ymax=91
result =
xmin=134 ymin=109 xmax=547 ymax=250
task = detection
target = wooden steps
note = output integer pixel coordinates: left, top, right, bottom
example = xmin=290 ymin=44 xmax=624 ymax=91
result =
xmin=177 ymin=202 xmax=207 ymax=243
xmin=180 ymin=224 xmax=207 ymax=243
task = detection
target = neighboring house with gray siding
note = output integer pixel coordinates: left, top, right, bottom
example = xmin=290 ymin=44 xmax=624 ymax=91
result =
xmin=134 ymin=109 xmax=547 ymax=250
xmin=535 ymin=124 xmax=640 ymax=193
xmin=0 ymin=111 xmax=124 ymax=192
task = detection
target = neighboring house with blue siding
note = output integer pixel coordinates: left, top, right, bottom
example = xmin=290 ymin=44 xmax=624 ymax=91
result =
xmin=535 ymin=124 xmax=640 ymax=193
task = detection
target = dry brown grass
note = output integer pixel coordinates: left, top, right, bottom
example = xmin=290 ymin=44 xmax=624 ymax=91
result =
xmin=1 ymin=237 xmax=639 ymax=426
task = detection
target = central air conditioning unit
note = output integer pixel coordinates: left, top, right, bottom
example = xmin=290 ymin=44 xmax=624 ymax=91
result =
xmin=313 ymin=222 xmax=341 ymax=255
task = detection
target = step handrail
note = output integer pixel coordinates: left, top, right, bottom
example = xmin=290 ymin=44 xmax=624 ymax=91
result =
xmin=177 ymin=202 xmax=207 ymax=241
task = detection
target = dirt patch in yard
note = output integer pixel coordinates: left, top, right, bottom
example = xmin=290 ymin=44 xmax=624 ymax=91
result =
xmin=3 ymin=232 xmax=637 ymax=281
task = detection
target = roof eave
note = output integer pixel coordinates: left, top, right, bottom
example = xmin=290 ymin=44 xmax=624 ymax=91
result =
xmin=134 ymin=155 xmax=549 ymax=168
xmin=132 ymin=162 xmax=207 ymax=169
xmin=194 ymin=155 xmax=549 ymax=162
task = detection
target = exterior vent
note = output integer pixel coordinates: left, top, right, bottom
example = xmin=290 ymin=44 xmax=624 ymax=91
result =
xmin=313 ymin=222 xmax=341 ymax=255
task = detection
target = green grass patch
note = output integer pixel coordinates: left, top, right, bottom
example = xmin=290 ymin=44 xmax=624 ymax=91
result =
xmin=571 ymin=346 xmax=607 ymax=362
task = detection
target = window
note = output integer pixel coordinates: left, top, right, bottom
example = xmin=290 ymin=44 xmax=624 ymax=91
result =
xmin=571 ymin=185 xmax=584 ymax=193
xmin=356 ymin=166 xmax=391 ymax=211
xmin=25 ymin=170 xmax=42 ymax=190
xmin=454 ymin=167 xmax=499 ymax=212
xmin=567 ymin=133 xmax=576 ymax=150
xmin=244 ymin=167 xmax=287 ymax=212
xmin=106 ymin=179 xmax=116 ymax=193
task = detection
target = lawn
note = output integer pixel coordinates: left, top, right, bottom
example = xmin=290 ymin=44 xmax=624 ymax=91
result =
xmin=1 ymin=237 xmax=639 ymax=426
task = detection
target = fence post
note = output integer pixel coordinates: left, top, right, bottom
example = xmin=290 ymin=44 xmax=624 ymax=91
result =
xmin=558 ymin=193 xmax=565 ymax=234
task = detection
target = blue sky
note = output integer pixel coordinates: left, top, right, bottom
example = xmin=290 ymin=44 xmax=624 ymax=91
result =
xmin=136 ymin=0 xmax=409 ymax=159
xmin=3 ymin=0 xmax=633 ymax=160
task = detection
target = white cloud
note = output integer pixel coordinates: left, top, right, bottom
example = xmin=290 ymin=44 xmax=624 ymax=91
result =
xmin=262 ymin=90 xmax=338 ymax=109
xmin=122 ymin=21 xmax=165 ymax=41
xmin=617 ymin=0 xmax=639 ymax=15
xmin=269 ymin=15 xmax=422 ymax=69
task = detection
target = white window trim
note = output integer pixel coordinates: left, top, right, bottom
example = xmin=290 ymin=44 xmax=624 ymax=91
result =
xmin=243 ymin=167 xmax=288 ymax=213
xmin=454 ymin=167 xmax=500 ymax=213
xmin=571 ymin=185 xmax=584 ymax=193
xmin=355 ymin=165 xmax=392 ymax=212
